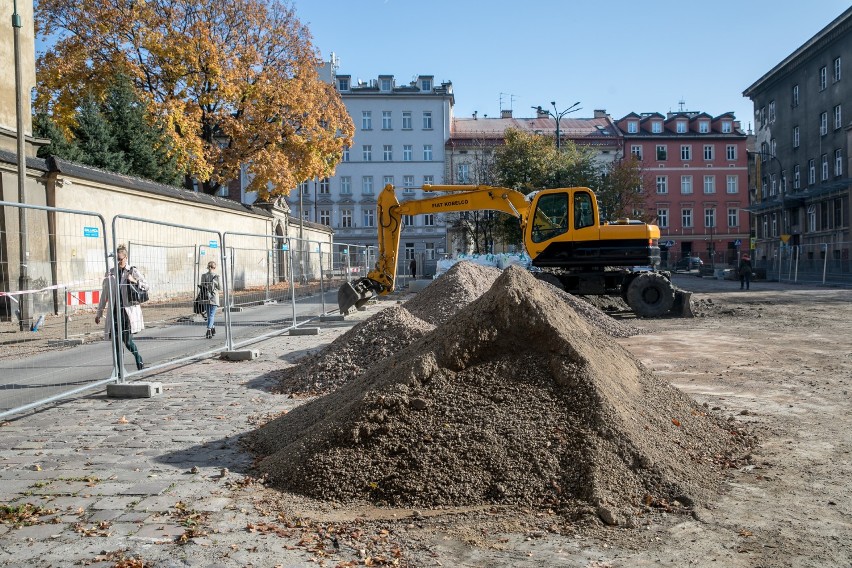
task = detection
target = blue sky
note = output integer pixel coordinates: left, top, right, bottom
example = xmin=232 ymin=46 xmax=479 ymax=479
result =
xmin=292 ymin=0 xmax=851 ymax=131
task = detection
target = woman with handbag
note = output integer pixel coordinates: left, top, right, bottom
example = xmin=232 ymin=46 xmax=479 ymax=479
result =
xmin=200 ymin=260 xmax=221 ymax=339
xmin=95 ymin=244 xmax=148 ymax=370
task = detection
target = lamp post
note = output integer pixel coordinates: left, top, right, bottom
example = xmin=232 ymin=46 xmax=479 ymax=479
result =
xmin=12 ymin=0 xmax=30 ymax=330
xmin=532 ymin=101 xmax=581 ymax=150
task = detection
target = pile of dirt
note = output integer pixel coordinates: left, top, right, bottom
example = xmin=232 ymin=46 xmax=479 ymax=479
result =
xmin=272 ymin=306 xmax=434 ymax=394
xmin=248 ymin=267 xmax=747 ymax=524
xmin=405 ymin=261 xmax=502 ymax=325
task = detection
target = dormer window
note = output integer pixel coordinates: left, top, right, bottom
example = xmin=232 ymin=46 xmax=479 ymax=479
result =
xmin=721 ymin=121 xmax=732 ymax=133
xmin=380 ymin=78 xmax=392 ymax=91
xmin=421 ymin=78 xmax=432 ymax=91
xmin=676 ymin=121 xmax=687 ymax=133
xmin=337 ymin=78 xmax=349 ymax=91
xmin=627 ymin=121 xmax=638 ymax=133
xmin=699 ymin=121 xmax=709 ymax=133
xmin=652 ymin=121 xmax=662 ymax=133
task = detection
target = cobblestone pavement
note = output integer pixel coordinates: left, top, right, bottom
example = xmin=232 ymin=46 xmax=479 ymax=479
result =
xmin=0 ymin=305 xmax=389 ymax=567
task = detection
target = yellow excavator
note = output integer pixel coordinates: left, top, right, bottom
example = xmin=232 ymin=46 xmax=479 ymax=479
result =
xmin=338 ymin=184 xmax=692 ymax=317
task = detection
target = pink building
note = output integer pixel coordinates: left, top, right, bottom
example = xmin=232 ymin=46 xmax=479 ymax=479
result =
xmin=616 ymin=111 xmax=750 ymax=267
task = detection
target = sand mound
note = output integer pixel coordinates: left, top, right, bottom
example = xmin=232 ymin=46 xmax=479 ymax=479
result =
xmin=248 ymin=267 xmax=746 ymax=522
xmin=273 ymin=306 xmax=434 ymax=394
xmin=404 ymin=261 xmax=502 ymax=325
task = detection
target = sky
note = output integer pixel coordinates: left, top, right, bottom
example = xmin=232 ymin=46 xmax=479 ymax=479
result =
xmin=292 ymin=0 xmax=851 ymax=131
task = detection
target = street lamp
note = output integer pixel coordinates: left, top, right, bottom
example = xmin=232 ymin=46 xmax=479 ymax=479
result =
xmin=12 ymin=0 xmax=30 ymax=330
xmin=531 ymin=101 xmax=582 ymax=150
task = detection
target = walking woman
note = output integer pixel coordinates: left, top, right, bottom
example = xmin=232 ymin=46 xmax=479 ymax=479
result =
xmin=95 ymin=244 xmax=148 ymax=370
xmin=201 ymin=260 xmax=221 ymax=338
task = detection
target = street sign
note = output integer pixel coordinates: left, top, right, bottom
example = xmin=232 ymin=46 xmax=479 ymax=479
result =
xmin=209 ymin=240 xmax=219 ymax=248
xmin=83 ymin=227 xmax=99 ymax=238
xmin=661 ymin=240 xmax=675 ymax=247
xmin=734 ymin=239 xmax=742 ymax=246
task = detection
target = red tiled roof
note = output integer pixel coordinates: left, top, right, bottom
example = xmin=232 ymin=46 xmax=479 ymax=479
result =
xmin=451 ymin=117 xmax=618 ymax=139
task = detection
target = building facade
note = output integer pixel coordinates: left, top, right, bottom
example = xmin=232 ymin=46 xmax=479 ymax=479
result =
xmin=743 ymin=7 xmax=851 ymax=266
xmin=286 ymin=74 xmax=455 ymax=273
xmin=615 ymin=111 xmax=750 ymax=267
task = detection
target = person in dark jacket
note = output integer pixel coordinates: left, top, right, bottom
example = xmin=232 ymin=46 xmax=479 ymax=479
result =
xmin=409 ymin=258 xmax=417 ymax=280
xmin=200 ymin=260 xmax=221 ymax=338
xmin=738 ymin=254 xmax=753 ymax=290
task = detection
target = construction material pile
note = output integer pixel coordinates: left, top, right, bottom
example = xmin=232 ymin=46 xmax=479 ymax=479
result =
xmin=250 ymin=267 xmax=746 ymax=522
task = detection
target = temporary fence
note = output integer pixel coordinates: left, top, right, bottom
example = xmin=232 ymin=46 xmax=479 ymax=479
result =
xmin=1 ymin=202 xmax=367 ymax=419
xmin=756 ymin=241 xmax=852 ymax=286
xmin=0 ymin=200 xmax=116 ymax=419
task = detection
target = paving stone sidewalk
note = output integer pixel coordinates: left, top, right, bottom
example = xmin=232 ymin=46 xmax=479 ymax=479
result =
xmin=0 ymin=307 xmax=385 ymax=568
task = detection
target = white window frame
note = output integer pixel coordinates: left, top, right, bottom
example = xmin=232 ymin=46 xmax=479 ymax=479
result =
xmin=423 ymin=145 xmax=433 ymax=161
xmin=363 ymin=208 xmax=375 ymax=227
xmin=820 ymin=66 xmax=827 ymax=90
xmin=361 ymin=111 xmax=372 ymax=130
xmin=699 ymin=121 xmax=709 ymax=133
xmin=682 ymin=208 xmax=693 ymax=228
xmin=382 ymin=144 xmax=393 ymax=161
xmin=834 ymin=105 xmax=842 ymax=130
xmin=728 ymin=208 xmax=738 ymax=228
xmin=793 ymin=126 xmax=800 ymax=148
xmin=681 ymin=145 xmax=691 ymax=160
xmin=821 ymin=154 xmax=829 ymax=181
xmin=704 ymin=208 xmax=716 ymax=229
xmin=721 ymin=121 xmax=732 ymax=133
xmin=657 ymin=208 xmax=669 ymax=228
xmin=423 ymin=175 xmax=434 ymax=186
xmin=382 ymin=111 xmax=392 ymax=130
xmin=820 ymin=112 xmax=828 ymax=135
xmin=403 ymin=145 xmax=412 ymax=161
xmin=793 ymin=165 xmax=801 ymax=189
xmin=341 ymin=208 xmax=353 ymax=228
xmin=726 ymin=175 xmax=738 ymax=194
xmin=676 ymin=121 xmax=687 ymax=133
xmin=808 ymin=159 xmax=816 ymax=185
xmin=628 ymin=121 xmax=638 ymax=133
xmin=631 ymin=145 xmax=642 ymax=159
xmin=703 ymin=145 xmax=714 ymax=160
xmin=402 ymin=111 xmax=412 ymax=130
xmin=656 ymin=175 xmax=668 ymax=194
xmin=362 ymin=175 xmax=374 ymax=194
xmin=835 ymin=149 xmax=843 ymax=176
xmin=362 ymin=145 xmax=372 ymax=161
xmin=319 ymin=177 xmax=330 ymax=194
xmin=340 ymin=176 xmax=351 ymax=194
xmin=834 ymin=57 xmax=841 ymax=82
xmin=726 ymin=145 xmax=736 ymax=160
xmin=403 ymin=175 xmax=415 ymax=191
xmin=681 ymin=175 xmax=693 ymax=194
xmin=656 ymin=145 xmax=667 ymax=160
xmin=457 ymin=163 xmax=470 ymax=183
xmin=792 ymin=84 xmax=799 ymax=106
xmin=342 ymin=146 xmax=350 ymax=162
xmin=652 ymin=121 xmax=662 ymax=133
xmin=383 ymin=175 xmax=394 ymax=188
xmin=768 ymin=100 xmax=776 ymax=122
xmin=422 ymin=111 xmax=433 ymax=129
xmin=423 ymin=214 xmax=435 ymax=227
xmin=319 ymin=208 xmax=331 ymax=226
xmin=703 ymin=175 xmax=715 ymax=194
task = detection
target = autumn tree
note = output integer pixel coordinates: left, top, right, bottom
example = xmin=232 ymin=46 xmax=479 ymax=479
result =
xmin=596 ymin=156 xmax=654 ymax=223
xmin=35 ymin=0 xmax=354 ymax=197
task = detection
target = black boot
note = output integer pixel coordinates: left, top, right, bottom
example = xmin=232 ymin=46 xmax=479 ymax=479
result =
xmin=206 ymin=329 xmax=212 ymax=339
xmin=211 ymin=327 xmax=216 ymax=337
xmin=136 ymin=359 xmax=145 ymax=370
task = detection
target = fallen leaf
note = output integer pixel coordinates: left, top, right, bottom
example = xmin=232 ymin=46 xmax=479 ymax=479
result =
xmin=672 ymin=418 xmax=681 ymax=427
xmin=116 ymin=416 xmax=129 ymax=424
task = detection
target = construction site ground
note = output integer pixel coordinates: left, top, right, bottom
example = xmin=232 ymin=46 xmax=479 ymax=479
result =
xmin=0 ymin=274 xmax=850 ymax=567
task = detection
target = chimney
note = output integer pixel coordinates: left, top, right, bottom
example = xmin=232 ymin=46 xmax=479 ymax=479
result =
xmin=594 ymin=109 xmax=608 ymax=118
xmin=535 ymin=107 xmax=549 ymax=119
xmin=500 ymin=109 xmax=513 ymax=119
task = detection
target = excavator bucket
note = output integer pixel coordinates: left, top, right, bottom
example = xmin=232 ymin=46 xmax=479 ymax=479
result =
xmin=670 ymin=289 xmax=694 ymax=318
xmin=337 ymin=278 xmax=378 ymax=315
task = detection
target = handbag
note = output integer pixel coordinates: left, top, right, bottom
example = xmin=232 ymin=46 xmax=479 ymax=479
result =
xmin=193 ymin=284 xmax=209 ymax=314
xmin=126 ymin=269 xmax=149 ymax=305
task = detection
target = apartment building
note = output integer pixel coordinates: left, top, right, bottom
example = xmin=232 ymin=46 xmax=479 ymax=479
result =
xmin=287 ymin=73 xmax=455 ymax=271
xmin=616 ymin=111 xmax=750 ymax=266
xmin=743 ymin=7 xmax=851 ymax=264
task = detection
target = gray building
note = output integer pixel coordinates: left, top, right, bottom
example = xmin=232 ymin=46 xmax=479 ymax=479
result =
xmin=288 ymin=73 xmax=454 ymax=276
xmin=743 ymin=7 xmax=851 ymax=264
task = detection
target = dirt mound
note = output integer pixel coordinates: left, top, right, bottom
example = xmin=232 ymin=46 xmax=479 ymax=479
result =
xmin=248 ymin=267 xmax=746 ymax=522
xmin=404 ymin=261 xmax=502 ymax=324
xmin=272 ymin=306 xmax=434 ymax=394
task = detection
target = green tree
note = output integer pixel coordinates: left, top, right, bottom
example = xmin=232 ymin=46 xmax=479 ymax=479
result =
xmin=72 ymin=96 xmax=127 ymax=173
xmin=596 ymin=156 xmax=653 ymax=222
xmin=34 ymin=113 xmax=84 ymax=162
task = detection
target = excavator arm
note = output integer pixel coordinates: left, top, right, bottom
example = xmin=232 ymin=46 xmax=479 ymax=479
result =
xmin=337 ymin=184 xmax=530 ymax=314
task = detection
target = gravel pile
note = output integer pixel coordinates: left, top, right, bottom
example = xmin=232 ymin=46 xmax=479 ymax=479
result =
xmin=405 ymin=262 xmax=502 ymax=325
xmin=272 ymin=306 xmax=434 ymax=394
xmin=248 ymin=267 xmax=747 ymax=524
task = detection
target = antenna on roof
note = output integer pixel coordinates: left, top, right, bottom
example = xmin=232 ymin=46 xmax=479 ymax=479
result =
xmin=678 ymin=98 xmax=686 ymax=112
xmin=499 ymin=92 xmax=516 ymax=111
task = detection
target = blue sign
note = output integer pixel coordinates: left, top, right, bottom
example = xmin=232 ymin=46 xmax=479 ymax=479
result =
xmin=208 ymin=241 xmax=219 ymax=248
xmin=734 ymin=239 xmax=742 ymax=246
xmin=83 ymin=226 xmax=99 ymax=238
xmin=281 ymin=243 xmax=289 ymax=251
xmin=661 ymin=240 xmax=675 ymax=247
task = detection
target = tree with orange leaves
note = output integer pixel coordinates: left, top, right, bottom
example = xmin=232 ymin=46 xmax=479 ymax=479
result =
xmin=34 ymin=0 xmax=354 ymax=198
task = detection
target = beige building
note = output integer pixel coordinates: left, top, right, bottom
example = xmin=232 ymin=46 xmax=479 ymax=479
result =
xmin=0 ymin=0 xmax=37 ymax=156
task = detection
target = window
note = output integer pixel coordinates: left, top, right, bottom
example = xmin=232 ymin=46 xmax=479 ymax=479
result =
xmin=721 ymin=121 xmax=732 ymax=133
xmin=703 ymin=175 xmax=715 ymax=194
xmin=834 ymin=198 xmax=843 ymax=227
xmin=627 ymin=121 xmax=638 ymax=133
xmin=728 ymin=208 xmax=738 ymax=228
xmin=656 ymin=176 xmax=668 ymax=194
xmin=404 ymin=243 xmax=414 ymax=260
xmin=808 ymin=159 xmax=816 ymax=185
xmin=820 ymin=66 xmax=827 ymax=90
xmin=793 ymin=165 xmax=801 ymax=189
xmin=574 ymin=192 xmax=595 ymax=230
xmin=423 ymin=175 xmax=434 ymax=186
xmin=768 ymin=100 xmax=776 ymax=122
xmin=834 ymin=57 xmax=842 ymax=82
xmin=403 ymin=175 xmax=415 ymax=190
xmin=423 ymin=144 xmax=433 ymax=161
xmin=820 ymin=112 xmax=828 ymax=135
xmin=808 ymin=205 xmax=816 ymax=232
xmin=338 ymin=77 xmax=349 ymax=91
xmin=682 ymin=208 xmax=693 ymax=228
xmin=703 ymin=145 xmax=714 ymax=160
xmin=425 ymin=242 xmax=435 ymax=259
xmin=531 ymin=193 xmax=569 ymax=243
xmin=422 ymin=111 xmax=433 ymax=129
xmin=726 ymin=145 xmax=737 ymax=160
xmin=792 ymin=84 xmax=799 ymax=107
xmin=362 ymin=176 xmax=374 ymax=194
xmin=457 ymin=163 xmax=470 ymax=183
xmin=835 ymin=105 xmax=842 ymax=129
xmin=657 ymin=208 xmax=669 ymax=228
xmin=726 ymin=175 xmax=738 ymax=194
xmin=772 ymin=213 xmax=778 ymax=237
xmin=382 ymin=111 xmax=392 ymax=130
xmin=759 ymin=107 xmax=766 ymax=127
xmin=361 ymin=111 xmax=372 ymax=130
xmin=676 ymin=121 xmax=687 ymax=133
xmin=652 ymin=121 xmax=662 ymax=133
xmin=342 ymin=146 xmax=350 ymax=162
xmin=423 ymin=214 xmax=435 ymax=226
xmin=402 ymin=215 xmax=414 ymax=227
xmin=363 ymin=208 xmax=375 ymax=228
xmin=380 ymin=78 xmax=392 ymax=91
xmin=835 ymin=149 xmax=843 ymax=176
xmin=382 ymin=145 xmax=393 ymax=161
xmin=770 ymin=174 xmax=777 ymax=196
xmin=699 ymin=121 xmax=709 ymax=133
xmin=403 ymin=145 xmax=412 ymax=161
xmin=681 ymin=145 xmax=692 ymax=160
xmin=631 ymin=145 xmax=642 ymax=159
xmin=681 ymin=175 xmax=693 ymax=194
xmin=383 ymin=175 xmax=394 ymax=188
xmin=319 ymin=177 xmax=330 ymax=194
xmin=421 ymin=78 xmax=432 ymax=91
xmin=402 ymin=111 xmax=412 ymax=130
xmin=299 ymin=181 xmax=309 ymax=195
xmin=762 ymin=215 xmax=769 ymax=238
xmin=362 ymin=145 xmax=372 ymax=161
xmin=656 ymin=145 xmax=667 ymax=160
xmin=340 ymin=176 xmax=351 ymax=194
xmin=793 ymin=126 xmax=800 ymax=148
xmin=319 ymin=208 xmax=331 ymax=225
xmin=704 ymin=208 xmax=716 ymax=229
xmin=821 ymin=154 xmax=829 ymax=181
xmin=771 ymin=138 xmax=777 ymax=157
xmin=341 ymin=208 xmax=353 ymax=228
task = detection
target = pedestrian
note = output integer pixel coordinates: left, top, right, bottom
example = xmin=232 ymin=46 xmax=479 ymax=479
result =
xmin=738 ymin=254 xmax=753 ymax=290
xmin=200 ymin=260 xmax=221 ymax=339
xmin=409 ymin=258 xmax=417 ymax=280
xmin=95 ymin=244 xmax=147 ymax=370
